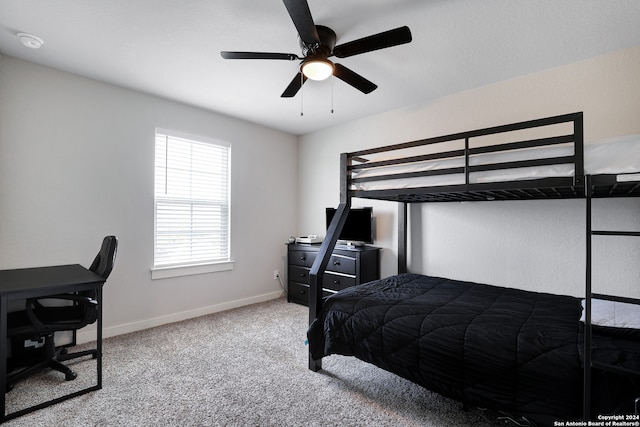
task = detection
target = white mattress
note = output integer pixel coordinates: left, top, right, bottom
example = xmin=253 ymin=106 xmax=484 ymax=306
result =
xmin=580 ymin=298 xmax=640 ymax=330
xmin=351 ymin=135 xmax=640 ymax=191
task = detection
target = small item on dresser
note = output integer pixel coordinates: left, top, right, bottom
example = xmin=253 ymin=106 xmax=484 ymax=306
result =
xmin=295 ymin=234 xmax=323 ymax=244
xmin=288 ymin=236 xmax=296 ymax=243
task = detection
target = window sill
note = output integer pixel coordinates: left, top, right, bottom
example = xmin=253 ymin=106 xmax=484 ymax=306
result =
xmin=151 ymin=261 xmax=234 ymax=280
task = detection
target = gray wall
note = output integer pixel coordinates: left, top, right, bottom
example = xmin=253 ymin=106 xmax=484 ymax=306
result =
xmin=0 ymin=56 xmax=298 ymax=341
xmin=298 ymin=46 xmax=640 ymax=298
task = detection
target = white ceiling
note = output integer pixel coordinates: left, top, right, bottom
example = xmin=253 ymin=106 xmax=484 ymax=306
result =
xmin=1 ymin=0 xmax=640 ymax=136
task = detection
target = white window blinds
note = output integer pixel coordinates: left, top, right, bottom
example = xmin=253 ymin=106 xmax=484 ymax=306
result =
xmin=154 ymin=130 xmax=231 ymax=268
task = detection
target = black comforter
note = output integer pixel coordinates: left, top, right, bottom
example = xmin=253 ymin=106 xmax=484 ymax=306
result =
xmin=307 ymin=274 xmax=640 ymax=425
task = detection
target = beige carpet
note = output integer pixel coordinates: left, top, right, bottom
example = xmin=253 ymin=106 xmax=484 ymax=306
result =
xmin=4 ymin=298 xmax=506 ymax=426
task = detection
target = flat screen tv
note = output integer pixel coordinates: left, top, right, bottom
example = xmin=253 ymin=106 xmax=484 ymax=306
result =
xmin=325 ymin=207 xmax=374 ymax=245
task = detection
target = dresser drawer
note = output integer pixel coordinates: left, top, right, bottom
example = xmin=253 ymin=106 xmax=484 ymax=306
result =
xmin=288 ymin=281 xmax=309 ymax=305
xmin=327 ymin=254 xmax=356 ymax=275
xmin=288 ymin=281 xmax=334 ymax=306
xmin=289 ymin=266 xmax=310 ymax=284
xmin=323 ymin=272 xmax=356 ymax=291
xmin=289 ymin=250 xmax=317 ymax=268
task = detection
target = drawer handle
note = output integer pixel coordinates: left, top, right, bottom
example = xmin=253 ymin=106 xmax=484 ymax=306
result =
xmin=300 ymin=256 xmax=306 ymax=261
xmin=333 ymin=280 xmax=340 ymax=284
xmin=300 ymin=273 xmax=306 ymax=278
xmin=299 ymin=290 xmax=305 ymax=294
xmin=333 ymin=260 xmax=340 ymax=266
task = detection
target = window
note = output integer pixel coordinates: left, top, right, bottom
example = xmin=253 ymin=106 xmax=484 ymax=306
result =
xmin=153 ymin=129 xmax=232 ymax=278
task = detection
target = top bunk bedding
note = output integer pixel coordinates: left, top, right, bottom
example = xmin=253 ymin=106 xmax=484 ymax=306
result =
xmin=345 ymin=113 xmax=640 ymax=202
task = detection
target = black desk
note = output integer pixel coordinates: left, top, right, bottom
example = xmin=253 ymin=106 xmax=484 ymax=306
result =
xmin=0 ymin=264 xmax=105 ymax=422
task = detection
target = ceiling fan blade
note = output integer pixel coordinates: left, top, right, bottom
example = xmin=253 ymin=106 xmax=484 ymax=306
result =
xmin=281 ymin=72 xmax=308 ymax=98
xmin=333 ymin=63 xmax=377 ymax=94
xmin=282 ymin=0 xmax=320 ymax=46
xmin=333 ymin=26 xmax=412 ymax=58
xmin=220 ymin=51 xmax=299 ymax=60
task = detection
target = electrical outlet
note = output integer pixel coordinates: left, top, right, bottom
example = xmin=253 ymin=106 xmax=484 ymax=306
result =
xmin=274 ymin=270 xmax=280 ymax=280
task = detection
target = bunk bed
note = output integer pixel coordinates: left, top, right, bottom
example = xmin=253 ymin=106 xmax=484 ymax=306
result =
xmin=305 ymin=112 xmax=640 ymax=425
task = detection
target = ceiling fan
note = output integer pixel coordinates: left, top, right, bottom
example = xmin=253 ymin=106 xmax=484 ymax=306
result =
xmin=220 ymin=0 xmax=412 ymax=98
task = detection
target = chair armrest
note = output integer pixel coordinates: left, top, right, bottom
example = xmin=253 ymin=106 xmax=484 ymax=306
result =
xmin=25 ymin=294 xmax=98 ymax=331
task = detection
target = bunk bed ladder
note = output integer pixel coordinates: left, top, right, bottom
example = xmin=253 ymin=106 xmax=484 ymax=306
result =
xmin=308 ymin=153 xmax=352 ymax=372
xmin=584 ymin=174 xmax=640 ymax=419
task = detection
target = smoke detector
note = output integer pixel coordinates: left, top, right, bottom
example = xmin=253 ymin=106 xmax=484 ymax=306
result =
xmin=17 ymin=32 xmax=44 ymax=49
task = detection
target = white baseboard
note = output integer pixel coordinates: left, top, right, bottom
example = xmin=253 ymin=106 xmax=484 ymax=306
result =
xmin=76 ymin=291 xmax=283 ymax=344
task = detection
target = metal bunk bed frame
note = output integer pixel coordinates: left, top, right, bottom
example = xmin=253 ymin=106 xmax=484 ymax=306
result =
xmin=585 ymin=174 xmax=640 ymax=417
xmin=307 ymin=111 xmax=640 ymax=420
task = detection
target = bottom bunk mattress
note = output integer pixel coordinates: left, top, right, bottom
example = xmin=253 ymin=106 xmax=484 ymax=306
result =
xmin=307 ymin=273 xmax=640 ymax=425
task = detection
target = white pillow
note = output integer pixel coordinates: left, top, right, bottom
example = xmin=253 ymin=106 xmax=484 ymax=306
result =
xmin=580 ymin=299 xmax=640 ymax=329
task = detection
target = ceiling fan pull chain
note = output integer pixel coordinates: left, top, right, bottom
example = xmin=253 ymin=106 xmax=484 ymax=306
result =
xmin=331 ymin=75 xmax=334 ymax=114
xmin=300 ymin=72 xmax=304 ymax=116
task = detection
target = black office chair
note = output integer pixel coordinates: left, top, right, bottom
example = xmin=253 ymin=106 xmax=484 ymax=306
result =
xmin=6 ymin=236 xmax=118 ymax=390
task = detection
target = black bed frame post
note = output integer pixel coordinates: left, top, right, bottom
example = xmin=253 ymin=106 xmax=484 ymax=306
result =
xmin=574 ymin=113 xmax=585 ymax=186
xmin=398 ymin=202 xmax=408 ymax=274
xmin=464 ymin=137 xmax=470 ymax=186
xmin=308 ymin=153 xmax=351 ymax=372
xmin=583 ymin=174 xmax=593 ymax=420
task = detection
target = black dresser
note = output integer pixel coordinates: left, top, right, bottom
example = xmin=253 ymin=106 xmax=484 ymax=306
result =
xmin=286 ymin=243 xmax=380 ymax=306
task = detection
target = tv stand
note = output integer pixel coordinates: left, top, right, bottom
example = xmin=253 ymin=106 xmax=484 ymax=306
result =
xmin=286 ymin=243 xmax=380 ymax=306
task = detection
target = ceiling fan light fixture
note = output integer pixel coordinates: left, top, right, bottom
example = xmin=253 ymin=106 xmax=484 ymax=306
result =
xmin=301 ymin=58 xmax=334 ymax=81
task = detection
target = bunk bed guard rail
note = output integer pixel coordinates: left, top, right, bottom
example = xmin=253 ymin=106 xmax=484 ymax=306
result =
xmin=349 ymin=112 xmax=585 ymax=202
